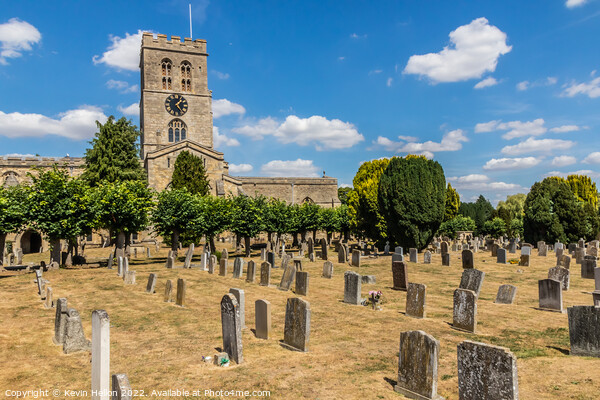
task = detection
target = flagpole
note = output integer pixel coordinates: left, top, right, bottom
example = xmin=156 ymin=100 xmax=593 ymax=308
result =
xmin=189 ymin=4 xmax=192 ymax=39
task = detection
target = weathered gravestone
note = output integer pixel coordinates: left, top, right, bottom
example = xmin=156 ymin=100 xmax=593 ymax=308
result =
xmin=392 ymin=261 xmax=408 ymax=291
xmin=183 ymin=244 xmax=194 ymax=268
xmin=146 ymin=247 xmax=151 ymax=258
xmin=146 ymin=273 xmax=157 ymax=294
xmin=165 ymin=255 xmax=175 ymax=269
xmin=91 ymin=310 xmax=110 ymax=400
xmin=351 ymin=249 xmax=361 ymax=267
xmin=394 ymin=330 xmax=443 ymax=400
xmin=519 ymin=254 xmax=530 ymax=267
xmin=557 ymin=254 xmax=571 ymax=269
xmin=280 ymin=254 xmax=291 ymax=270
xmin=293 ymin=259 xmax=303 ymax=272
xmin=567 ymin=306 xmax=600 ymax=358
xmin=459 ymin=269 xmax=485 ymax=298
xmin=423 ymin=251 xmax=432 ymax=264
xmin=232 ymin=257 xmax=244 ymax=279
xmin=581 ymin=257 xmax=597 ymax=279
xmin=441 ymin=242 xmax=449 ymax=255
xmin=406 ymin=283 xmax=427 ymax=319
xmin=53 ymin=298 xmax=68 ymax=345
xmin=295 ymin=271 xmax=309 ymax=296
xmin=124 ymin=271 xmax=136 ymax=285
xmin=362 ymin=275 xmax=376 ymax=284
xmin=320 ymin=238 xmax=328 ymax=261
xmin=246 ymin=260 xmax=256 ymax=283
xmin=260 ymin=248 xmax=266 ymax=261
xmin=118 ymin=257 xmax=125 ymax=276
xmin=538 ymin=241 xmax=547 ymax=257
xmin=322 ymin=261 xmax=333 ymax=278
xmin=384 ymin=242 xmax=390 ymax=255
xmin=594 ymin=267 xmax=600 ymax=306
xmin=63 ymin=309 xmax=91 ymax=354
xmin=164 ymin=280 xmax=173 ymax=302
xmin=338 ymin=245 xmax=347 ymax=264
xmin=457 ymin=340 xmax=519 ymax=400
xmin=453 ymin=289 xmax=477 ymax=333
xmin=409 ymin=248 xmax=418 ymax=263
xmin=548 ymin=266 xmax=570 ymax=290
xmin=495 ymin=284 xmax=517 ymax=305
xmin=462 ymin=250 xmax=474 ymax=269
xmin=508 ymin=239 xmax=517 ymax=253
xmin=521 ymin=246 xmax=531 ymax=256
xmin=442 ymin=253 xmax=450 ymax=266
xmin=220 ymin=293 xmax=243 ymax=364
xmin=395 ymin=246 xmax=404 ymax=255
xmin=255 ymin=299 xmax=271 ymax=340
xmin=267 ymin=252 xmax=275 ymax=269
xmin=344 ymin=271 xmax=362 ymax=305
xmin=107 ymin=249 xmax=115 ymax=269
xmin=392 ymin=252 xmax=404 ymax=263
xmin=575 ymin=247 xmax=586 ymax=264
xmin=219 ymin=258 xmax=228 ymax=276
xmin=579 ymin=238 xmax=586 ymax=248
xmin=278 ymin=263 xmax=297 ymax=291
xmin=491 ymin=244 xmax=499 ymax=257
xmin=175 ymin=278 xmax=186 ymax=307
xmin=208 ymin=255 xmax=216 ymax=274
xmin=497 ymin=248 xmax=507 ymax=264
xmin=229 ymin=288 xmax=246 ymax=329
xmin=555 ymin=247 xmax=564 ymax=258
xmin=221 ymin=248 xmax=229 ymax=260
xmin=538 ymin=279 xmax=563 ymax=312
xmin=260 ymin=262 xmax=271 ymax=286
xmin=282 ymin=297 xmax=311 ymax=352
xmin=111 ymin=374 xmax=132 ymax=400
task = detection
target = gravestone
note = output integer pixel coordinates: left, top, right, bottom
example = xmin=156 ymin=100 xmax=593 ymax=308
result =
xmin=343 ymin=271 xmax=362 ymax=305
xmin=567 ymin=306 xmax=600 ymax=357
xmin=198 ymin=251 xmax=208 ymax=270
xmin=581 ymin=257 xmax=597 ymax=279
xmin=219 ymin=258 xmax=228 ymax=276
xmin=208 ymin=255 xmax=217 ymax=274
xmin=351 ymin=249 xmax=361 ymax=267
xmin=164 ymin=280 xmax=173 ymax=302
xmin=395 ymin=246 xmax=404 ymax=255
xmin=338 ymin=245 xmax=347 ymax=263
xmin=232 ymin=257 xmax=244 ymax=279
xmin=557 ymin=254 xmax=571 ymax=269
xmin=457 ymin=340 xmax=519 ymax=400
xmin=462 ymin=250 xmax=474 ymax=269
xmin=278 ymin=263 xmax=297 ymax=291
xmin=423 ymin=251 xmax=432 ymax=264
xmin=508 ymin=239 xmax=517 ymax=253
xmin=293 ymin=259 xmax=303 ymax=272
xmin=384 ymin=242 xmax=390 ymax=255
xmin=362 ymin=275 xmax=376 ymax=284
xmin=122 ymin=258 xmax=129 ymax=279
xmin=442 ymin=253 xmax=450 ymax=266
xmin=124 ymin=271 xmax=136 ymax=285
xmin=63 ymin=309 xmax=91 ymax=354
xmin=320 ymin=238 xmax=328 ymax=261
xmin=111 ymin=374 xmax=132 ymax=400
xmin=491 ymin=244 xmax=499 ymax=257
xmin=165 ymin=255 xmax=175 ymax=269
xmin=453 ymin=289 xmax=477 ymax=333
xmin=91 ymin=310 xmax=110 ymax=400
xmin=322 ymin=261 xmax=333 ymax=278
xmin=246 ymin=260 xmax=256 ymax=283
xmin=497 ymin=248 xmax=507 ymax=264
xmin=53 ymin=298 xmax=68 ymax=345
xmin=495 ymin=284 xmax=517 ymax=304
xmin=459 ymin=269 xmax=485 ymax=298
xmin=538 ymin=279 xmax=563 ymax=312
xmin=519 ymin=254 xmax=530 ymax=267
xmin=107 ymin=249 xmax=115 ymax=269
xmin=521 ymin=246 xmax=531 ymax=256
xmin=538 ymin=241 xmax=547 ymax=257
xmin=394 ymin=330 xmax=443 ymax=400
xmin=146 ymin=273 xmax=157 ymax=294
xmin=146 ymin=247 xmax=151 ymax=258
xmin=175 ymin=278 xmax=186 ymax=307
xmin=280 ymin=254 xmax=291 ymax=270
xmin=555 ymin=247 xmax=564 ymax=258
xmin=594 ymin=267 xmax=600 ymax=306
xmin=568 ymin=243 xmax=577 ymax=254
xmin=548 ymin=266 xmax=570 ymax=290
xmin=406 ymin=283 xmax=427 ymax=319
xmin=392 ymin=253 xmax=404 ymax=263
xmin=409 ymin=248 xmax=418 ymax=263
xmin=575 ymin=247 xmax=585 ymax=264
xmin=229 ymin=288 xmax=246 ymax=329
xmin=295 ymin=271 xmax=309 ymax=296
xmin=255 ymin=299 xmax=271 ymax=340
xmin=392 ymin=261 xmax=408 ymax=291
xmin=579 ymin=238 xmax=586 ymax=248
xmin=260 ymin=262 xmax=271 ymax=286
xmin=283 ymin=297 xmax=311 ymax=352
xmin=441 ymin=242 xmax=449 ymax=255
xmin=118 ymin=257 xmax=124 ymax=276
xmin=220 ymin=293 xmax=243 ymax=364
xmin=260 ymin=248 xmax=266 ymax=261
xmin=184 ymin=244 xmax=194 ymax=268
xmin=222 ymin=248 xmax=229 ymax=259
xmin=267 ymin=252 xmax=275 ymax=269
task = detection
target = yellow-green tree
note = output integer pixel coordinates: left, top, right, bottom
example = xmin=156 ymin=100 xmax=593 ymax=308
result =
xmin=566 ymin=174 xmax=598 ymax=209
xmin=496 ymin=193 xmax=526 ymax=226
xmin=347 ymin=158 xmax=390 ymax=244
xmin=444 ymin=183 xmax=460 ymax=221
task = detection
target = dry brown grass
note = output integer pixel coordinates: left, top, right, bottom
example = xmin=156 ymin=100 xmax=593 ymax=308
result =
xmin=1 ymin=245 xmax=599 ymax=399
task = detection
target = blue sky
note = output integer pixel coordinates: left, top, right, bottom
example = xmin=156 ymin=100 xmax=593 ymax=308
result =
xmin=1 ymin=0 xmax=600 ymax=205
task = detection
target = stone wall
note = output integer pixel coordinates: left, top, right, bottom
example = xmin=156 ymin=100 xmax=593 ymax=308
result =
xmin=1 ymin=156 xmax=84 ymax=187
xmin=238 ymin=176 xmax=341 ymax=207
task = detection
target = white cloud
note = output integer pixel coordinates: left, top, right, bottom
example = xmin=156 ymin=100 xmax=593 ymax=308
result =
xmin=339 ymin=183 xmax=352 ymax=188
xmin=403 ymin=17 xmax=511 ymax=83
xmin=474 ymin=77 xmax=498 ymax=89
xmin=106 ymin=79 xmax=138 ymax=93
xmin=551 ymin=155 xmax=577 ymax=167
xmin=516 ymin=81 xmax=529 ymax=91
xmin=233 ymin=115 xmax=364 ymax=150
xmin=212 ymin=70 xmax=230 ymax=80
xmin=213 ymin=126 xmax=240 ymax=148
xmin=374 ymin=129 xmax=468 ymax=155
xmin=1 ymin=153 xmax=36 ymax=158
xmin=0 ymin=18 xmax=41 ymax=65
xmin=566 ymin=0 xmax=589 ymax=8
xmin=545 ymin=169 xmax=600 ymax=178
xmin=483 ymin=157 xmax=541 ymax=170
xmin=474 ymin=120 xmax=500 ymax=133
xmin=516 ymin=77 xmax=557 ymax=91
xmin=398 ymin=135 xmax=419 ymax=142
xmin=448 ymin=174 xmax=525 ymax=191
xmin=498 ymin=119 xmax=547 ymax=140
xmin=448 ymin=174 xmax=489 ymax=184
xmin=212 ymin=99 xmax=246 ymax=119
xmin=562 ymin=77 xmax=600 ymax=99
xmin=350 ymin=33 xmax=367 ymax=39
xmin=93 ymin=30 xmax=142 ymax=71
xmin=583 ymin=152 xmax=600 ymax=164
xmin=338 ymin=56 xmax=345 ymax=61
xmin=369 ymin=69 xmax=382 ymax=75
xmin=501 ymin=138 xmax=575 ymax=155
xmin=260 ymin=159 xmax=320 ymax=177
xmin=117 ymin=103 xmax=139 ymax=117
xmin=229 ymin=163 xmax=253 ymax=174
xmin=550 ymin=125 xmax=580 ymax=133
xmin=386 ymin=77 xmax=393 ymax=87
xmin=0 ymin=106 xmax=107 ymax=140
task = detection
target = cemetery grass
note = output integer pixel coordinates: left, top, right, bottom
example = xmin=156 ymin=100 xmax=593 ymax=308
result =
xmin=1 ymin=247 xmax=600 ymax=399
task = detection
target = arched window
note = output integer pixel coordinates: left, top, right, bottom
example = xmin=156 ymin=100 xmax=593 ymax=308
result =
xmin=168 ymin=119 xmax=187 ymax=143
xmin=181 ymin=61 xmax=192 ymax=92
xmin=161 ymin=59 xmax=172 ymax=90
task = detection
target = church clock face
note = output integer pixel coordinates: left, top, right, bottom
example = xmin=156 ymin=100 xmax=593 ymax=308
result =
xmin=165 ymin=94 xmax=188 ymax=116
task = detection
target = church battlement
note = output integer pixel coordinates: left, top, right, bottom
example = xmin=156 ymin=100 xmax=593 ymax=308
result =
xmin=142 ymin=32 xmax=207 ymax=54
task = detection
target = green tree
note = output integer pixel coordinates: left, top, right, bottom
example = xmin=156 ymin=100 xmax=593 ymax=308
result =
xmin=318 ymin=207 xmax=337 ymax=244
xmin=263 ymin=198 xmax=292 ymax=242
xmin=151 ymin=188 xmax=199 ymax=252
xmin=0 ymin=185 xmax=28 ymax=260
xmin=566 ymin=174 xmax=598 ymax=209
xmin=229 ymin=195 xmax=266 ymax=256
xmin=334 ymin=205 xmax=351 ymax=241
xmin=444 ymin=183 xmax=460 ymax=221
xmin=192 ymin=196 xmax=232 ymax=253
xmin=378 ymin=156 xmax=446 ymax=250
xmin=300 ymin=202 xmax=322 ymax=242
xmin=509 ymin=218 xmax=524 ymax=238
xmin=90 ymin=180 xmax=153 ymax=254
xmin=437 ymin=215 xmax=476 ymax=239
xmin=337 ymin=186 xmax=352 ymax=206
xmin=171 ymin=150 xmax=210 ymax=196
xmin=459 ymin=195 xmax=494 ymax=235
xmin=496 ymin=193 xmax=526 ymax=226
xmin=347 ymin=158 xmax=390 ymax=245
xmin=481 ymin=217 xmax=507 ymax=239
xmin=82 ymin=116 xmax=146 ymax=186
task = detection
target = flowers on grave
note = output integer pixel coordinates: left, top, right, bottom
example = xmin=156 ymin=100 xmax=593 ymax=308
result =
xmin=369 ymin=290 xmax=382 ymax=301
xmin=508 ymin=259 xmax=519 ymax=264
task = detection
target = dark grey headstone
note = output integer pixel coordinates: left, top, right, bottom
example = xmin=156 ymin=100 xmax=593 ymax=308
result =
xmin=283 ymin=297 xmax=311 ymax=352
xmin=581 ymin=257 xmax=597 ymax=279
xmin=442 ymin=253 xmax=450 ymax=266
xmin=548 ymin=266 xmax=570 ymax=290
xmin=343 ymin=271 xmax=362 ymax=305
xmin=453 ymin=289 xmax=477 ymax=333
xmin=53 ymin=298 xmax=68 ymax=345
xmin=392 ymin=261 xmax=408 ymax=291
xmin=497 ymin=248 xmax=507 ymax=264
xmin=567 ymin=305 xmax=600 ymax=358
xmin=351 ymin=249 xmax=361 ymax=267
xmin=459 ymin=269 xmax=485 ymax=298
xmin=322 ymin=261 xmax=333 ymax=278
xmin=462 ymin=249 xmax=474 ymax=269
xmin=538 ymin=279 xmax=563 ymax=312
xmin=338 ymin=245 xmax=347 ymax=264
xmin=406 ymin=283 xmax=427 ymax=319
xmin=232 ymin=257 xmax=244 ymax=279
xmin=246 ymin=260 xmax=256 ymax=283
xmin=267 ymin=251 xmax=275 ymax=269
xmin=260 ymin=261 xmax=271 ymax=286
xmin=146 ymin=273 xmax=157 ymax=293
xmin=295 ymin=271 xmax=309 ymax=296
xmin=221 ymin=293 xmax=243 ymax=364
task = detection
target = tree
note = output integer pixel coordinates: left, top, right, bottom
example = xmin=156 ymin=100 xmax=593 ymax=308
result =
xmin=437 ymin=215 xmax=476 ymax=239
xmin=263 ymin=198 xmax=292 ymax=243
xmin=90 ymin=180 xmax=153 ymax=254
xmin=300 ymin=202 xmax=321 ymax=241
xmin=496 ymin=193 xmax=526 ymax=226
xmin=337 ymin=186 xmax=352 ymax=205
xmin=82 ymin=116 xmax=146 ymax=186
xmin=459 ymin=195 xmax=494 ymax=235
xmin=0 ymin=185 xmax=28 ymax=261
xmin=229 ymin=195 xmax=266 ymax=256
xmin=444 ymin=183 xmax=460 ymax=221
xmin=566 ymin=174 xmax=598 ymax=209
xmin=347 ymin=158 xmax=390 ymax=245
xmin=481 ymin=217 xmax=507 ymax=239
xmin=171 ymin=150 xmax=210 ymax=196
xmin=27 ymin=167 xmax=95 ymax=264
xmin=192 ymin=196 xmax=232 ymax=253
xmin=378 ymin=156 xmax=446 ymax=250
xmin=509 ymin=218 xmax=524 ymax=238
xmin=152 ymin=188 xmax=199 ymax=251
xmin=334 ymin=205 xmax=351 ymax=241
xmin=318 ymin=207 xmax=337 ymax=244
